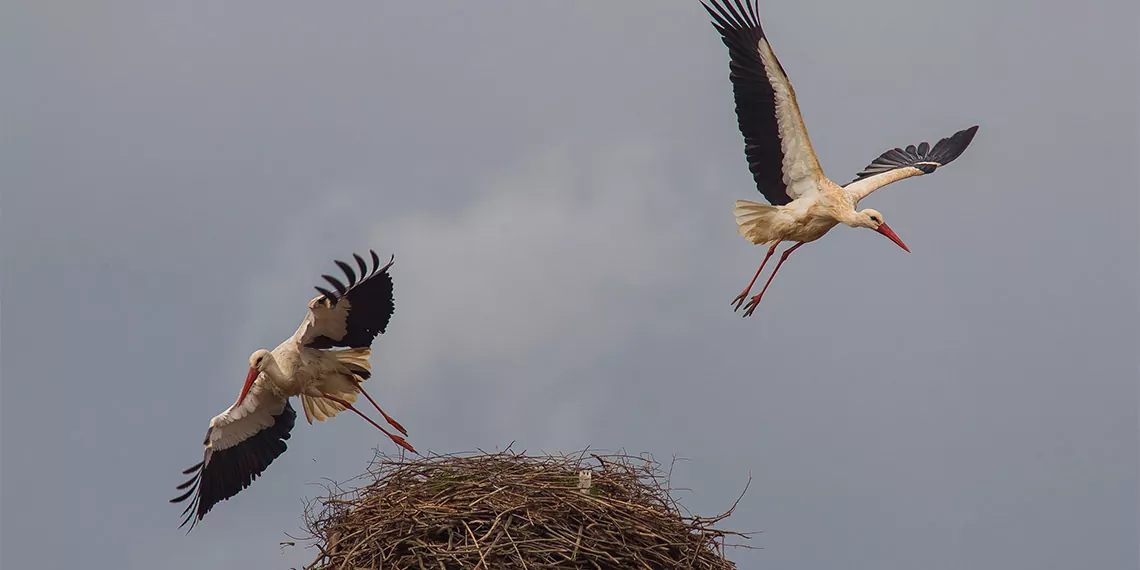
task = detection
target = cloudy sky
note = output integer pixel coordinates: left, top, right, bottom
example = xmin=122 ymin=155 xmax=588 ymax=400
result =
xmin=2 ymin=1 xmax=1137 ymax=569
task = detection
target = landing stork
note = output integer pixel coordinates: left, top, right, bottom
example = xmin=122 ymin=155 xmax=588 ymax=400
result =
xmin=702 ymin=0 xmax=979 ymax=317
xmin=171 ymin=250 xmax=414 ymax=531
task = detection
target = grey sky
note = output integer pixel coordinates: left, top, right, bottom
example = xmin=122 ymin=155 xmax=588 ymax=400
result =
xmin=2 ymin=1 xmax=1137 ymax=569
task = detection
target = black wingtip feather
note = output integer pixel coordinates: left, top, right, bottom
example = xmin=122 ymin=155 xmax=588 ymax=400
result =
xmin=849 ymin=125 xmax=980 ymax=183
xmin=322 ymin=274 xmax=348 ymax=296
xmin=315 ymin=286 xmax=338 ymax=304
xmin=180 ymin=496 xmax=197 ymax=516
xmin=334 ymin=260 xmax=357 ymax=287
xmin=171 ymin=486 xmax=195 ymax=503
xmin=353 ymin=253 xmax=368 ymax=280
xmin=700 ymin=1 xmax=722 ymax=22
xmin=743 ymin=0 xmax=760 ymax=23
xmin=731 ymin=0 xmax=753 ymax=27
xmin=703 ymin=1 xmax=740 ymax=33
xmin=175 ymin=473 xmax=200 ymax=491
xmin=928 ymin=125 xmax=979 ymax=166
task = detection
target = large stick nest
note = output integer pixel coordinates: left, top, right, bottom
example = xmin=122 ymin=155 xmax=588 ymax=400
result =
xmin=299 ymin=449 xmax=752 ymax=569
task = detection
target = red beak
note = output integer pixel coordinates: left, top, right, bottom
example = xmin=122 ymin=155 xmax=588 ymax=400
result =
xmin=875 ymin=222 xmax=911 ymax=253
xmin=235 ymin=367 xmax=259 ymax=407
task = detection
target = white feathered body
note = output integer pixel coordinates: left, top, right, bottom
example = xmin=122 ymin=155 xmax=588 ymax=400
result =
xmin=733 ymin=179 xmax=861 ymax=246
xmin=205 ymin=313 xmax=375 ymax=453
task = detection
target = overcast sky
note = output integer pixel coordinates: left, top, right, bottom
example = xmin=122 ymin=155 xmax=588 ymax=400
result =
xmin=2 ymin=1 xmax=1137 ymax=569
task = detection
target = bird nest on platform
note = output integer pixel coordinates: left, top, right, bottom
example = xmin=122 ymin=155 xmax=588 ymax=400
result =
xmin=298 ymin=449 xmax=752 ymax=570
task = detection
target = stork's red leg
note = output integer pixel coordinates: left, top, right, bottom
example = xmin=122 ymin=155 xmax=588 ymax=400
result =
xmin=355 ymin=384 xmax=407 ymax=436
xmin=321 ymin=393 xmax=417 ymax=454
xmin=742 ymin=242 xmax=805 ymax=318
xmin=732 ymin=242 xmax=780 ymax=312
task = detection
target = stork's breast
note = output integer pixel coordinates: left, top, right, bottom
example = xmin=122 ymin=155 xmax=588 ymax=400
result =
xmin=793 ymin=211 xmax=840 ymax=243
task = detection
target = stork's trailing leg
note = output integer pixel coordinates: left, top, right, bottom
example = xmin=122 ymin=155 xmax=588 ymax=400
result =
xmin=355 ymin=383 xmax=408 ymax=436
xmin=732 ymin=242 xmax=780 ymax=312
xmin=321 ymin=393 xmax=417 ymax=454
xmin=742 ymin=242 xmax=805 ymax=318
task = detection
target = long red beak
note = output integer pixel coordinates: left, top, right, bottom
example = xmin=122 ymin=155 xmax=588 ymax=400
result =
xmin=875 ymin=222 xmax=911 ymax=253
xmin=235 ymin=367 xmax=259 ymax=407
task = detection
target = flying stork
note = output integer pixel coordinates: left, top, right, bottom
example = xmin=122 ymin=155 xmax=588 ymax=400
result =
xmin=171 ymin=250 xmax=414 ymax=531
xmin=702 ymin=0 xmax=979 ymax=317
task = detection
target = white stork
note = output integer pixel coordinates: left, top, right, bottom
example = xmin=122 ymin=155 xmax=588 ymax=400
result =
xmin=703 ymin=0 xmax=980 ymax=317
xmin=171 ymin=250 xmax=414 ymax=531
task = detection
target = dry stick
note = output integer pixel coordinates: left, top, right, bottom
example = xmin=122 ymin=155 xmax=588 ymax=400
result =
xmin=302 ymin=549 xmax=328 ymax=570
xmin=462 ymin=520 xmax=490 ymax=570
xmin=568 ymin=522 xmax=585 ymax=562
xmin=467 ymin=485 xmax=508 ymax=509
xmin=335 ymin=527 xmax=382 ymax=570
xmin=503 ymin=526 xmax=530 ymax=570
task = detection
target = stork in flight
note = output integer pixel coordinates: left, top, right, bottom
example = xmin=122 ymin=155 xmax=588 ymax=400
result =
xmin=702 ymin=0 xmax=979 ymax=317
xmin=171 ymin=250 xmax=414 ymax=531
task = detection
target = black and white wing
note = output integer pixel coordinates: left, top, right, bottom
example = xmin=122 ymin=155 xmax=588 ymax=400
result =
xmin=171 ymin=380 xmax=296 ymax=531
xmin=297 ymin=250 xmax=395 ymax=350
xmin=704 ymin=0 xmax=824 ymax=206
xmin=845 ymin=125 xmax=979 ymax=201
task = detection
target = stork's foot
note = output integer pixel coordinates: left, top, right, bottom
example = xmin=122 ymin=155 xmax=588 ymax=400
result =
xmin=741 ymin=294 xmax=763 ymax=317
xmin=731 ymin=290 xmax=752 ymax=312
xmin=388 ymin=433 xmax=417 ymax=455
xmin=733 ymin=242 xmax=781 ymax=313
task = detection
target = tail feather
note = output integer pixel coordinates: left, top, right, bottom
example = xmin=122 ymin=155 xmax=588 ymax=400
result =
xmin=733 ymin=200 xmax=780 ymax=244
xmin=302 ymin=391 xmax=358 ymax=423
xmin=300 ymin=348 xmax=373 ymax=424
xmin=333 ymin=348 xmax=372 ymax=376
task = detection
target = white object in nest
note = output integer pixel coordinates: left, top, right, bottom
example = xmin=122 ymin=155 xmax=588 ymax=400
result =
xmin=577 ymin=471 xmax=592 ymax=494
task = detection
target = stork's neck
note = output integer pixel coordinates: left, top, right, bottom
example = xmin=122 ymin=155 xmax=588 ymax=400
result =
xmin=833 ymin=202 xmax=865 ymax=228
xmin=817 ymin=181 xmax=863 ymax=228
xmin=260 ymin=353 xmax=289 ymax=383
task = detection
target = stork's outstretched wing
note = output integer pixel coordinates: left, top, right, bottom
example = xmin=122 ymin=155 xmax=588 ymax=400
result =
xmin=704 ymin=0 xmax=824 ymax=206
xmin=170 ymin=380 xmax=295 ymax=531
xmin=297 ymin=250 xmax=395 ymax=350
xmin=845 ymin=125 xmax=979 ymax=202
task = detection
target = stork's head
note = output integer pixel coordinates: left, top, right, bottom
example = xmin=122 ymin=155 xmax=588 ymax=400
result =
xmin=856 ymin=209 xmax=910 ymax=253
xmin=235 ymin=349 xmax=272 ymax=407
xmin=250 ymin=349 xmax=273 ymax=370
